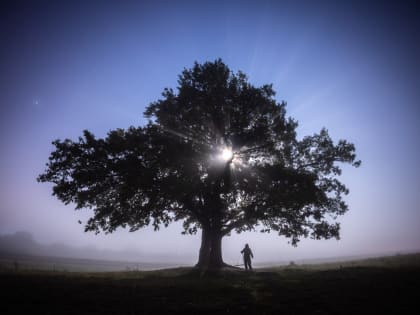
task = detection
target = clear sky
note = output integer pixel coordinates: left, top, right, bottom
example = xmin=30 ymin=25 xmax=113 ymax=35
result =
xmin=1 ymin=0 xmax=419 ymax=264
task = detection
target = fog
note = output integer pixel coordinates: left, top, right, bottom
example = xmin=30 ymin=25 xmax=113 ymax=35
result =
xmin=0 ymin=231 xmax=186 ymax=263
xmin=1 ymin=1 xmax=420 ymax=266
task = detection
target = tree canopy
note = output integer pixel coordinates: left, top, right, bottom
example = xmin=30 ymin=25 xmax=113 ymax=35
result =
xmin=38 ymin=59 xmax=360 ymax=269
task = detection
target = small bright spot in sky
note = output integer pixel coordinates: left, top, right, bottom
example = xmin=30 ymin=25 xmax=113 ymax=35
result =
xmin=221 ymin=148 xmax=233 ymax=161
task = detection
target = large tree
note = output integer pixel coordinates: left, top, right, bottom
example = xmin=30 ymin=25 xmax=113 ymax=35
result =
xmin=38 ymin=59 xmax=360 ymax=270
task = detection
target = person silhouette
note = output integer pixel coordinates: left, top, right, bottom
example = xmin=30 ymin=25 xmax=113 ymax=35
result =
xmin=240 ymin=243 xmax=254 ymax=271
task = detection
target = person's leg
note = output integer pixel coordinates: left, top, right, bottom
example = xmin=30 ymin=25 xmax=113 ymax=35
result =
xmin=245 ymin=257 xmax=251 ymax=270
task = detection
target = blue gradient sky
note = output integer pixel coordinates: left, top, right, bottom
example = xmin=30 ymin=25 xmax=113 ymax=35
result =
xmin=1 ymin=0 xmax=419 ymax=263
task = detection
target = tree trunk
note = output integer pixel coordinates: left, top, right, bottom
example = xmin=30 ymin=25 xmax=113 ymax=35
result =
xmin=196 ymin=227 xmax=225 ymax=270
xmin=196 ymin=228 xmax=211 ymax=268
xmin=208 ymin=232 xmax=224 ymax=269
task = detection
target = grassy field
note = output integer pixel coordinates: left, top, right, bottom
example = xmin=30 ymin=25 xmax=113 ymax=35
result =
xmin=2 ymin=253 xmax=420 ymax=314
xmin=0 ymin=252 xmax=184 ymax=272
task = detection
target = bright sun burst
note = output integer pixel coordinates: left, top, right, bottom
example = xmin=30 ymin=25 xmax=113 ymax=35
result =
xmin=221 ymin=148 xmax=233 ymax=161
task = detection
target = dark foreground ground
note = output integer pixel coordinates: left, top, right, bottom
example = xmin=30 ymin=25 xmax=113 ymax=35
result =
xmin=2 ymin=253 xmax=420 ymax=314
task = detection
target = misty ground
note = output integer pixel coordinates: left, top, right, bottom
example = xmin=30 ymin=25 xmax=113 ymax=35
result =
xmin=2 ymin=253 xmax=420 ymax=315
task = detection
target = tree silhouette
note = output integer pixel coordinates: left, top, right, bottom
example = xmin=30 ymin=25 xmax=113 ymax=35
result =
xmin=38 ymin=59 xmax=360 ymax=270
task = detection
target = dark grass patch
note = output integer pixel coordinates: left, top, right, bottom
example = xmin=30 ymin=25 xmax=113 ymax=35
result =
xmin=3 ymin=263 xmax=420 ymax=314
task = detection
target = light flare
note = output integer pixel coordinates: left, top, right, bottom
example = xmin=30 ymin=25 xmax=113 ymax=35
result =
xmin=221 ymin=148 xmax=233 ymax=161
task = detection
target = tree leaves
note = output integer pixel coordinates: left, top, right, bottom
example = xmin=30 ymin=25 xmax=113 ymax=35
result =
xmin=38 ymin=59 xmax=360 ymax=245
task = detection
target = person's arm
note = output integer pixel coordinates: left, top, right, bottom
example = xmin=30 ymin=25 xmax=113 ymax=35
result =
xmin=250 ymin=250 xmax=254 ymax=258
